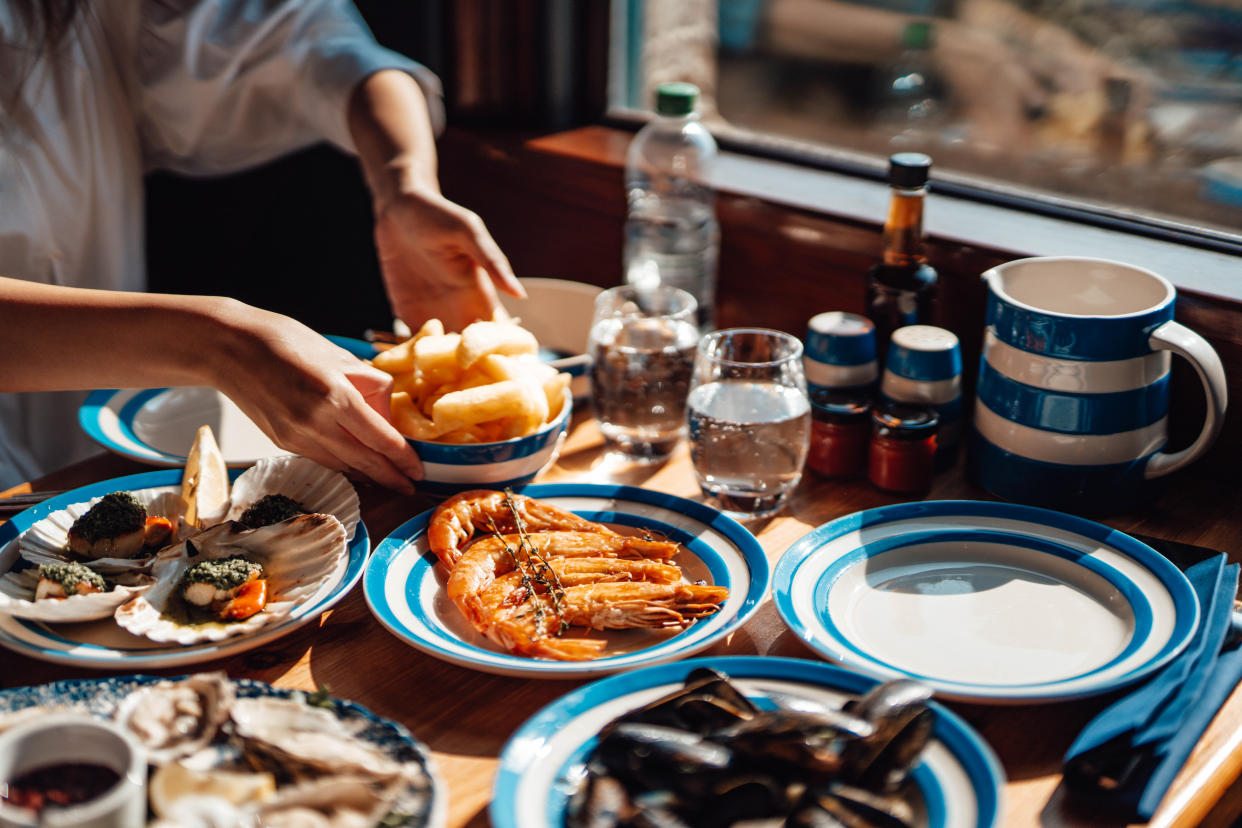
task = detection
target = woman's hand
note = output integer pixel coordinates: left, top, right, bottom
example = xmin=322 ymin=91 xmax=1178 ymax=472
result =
xmin=210 ymin=301 xmax=423 ymax=493
xmin=373 ymin=187 xmax=522 ymax=332
xmin=348 ymin=70 xmax=524 ymax=333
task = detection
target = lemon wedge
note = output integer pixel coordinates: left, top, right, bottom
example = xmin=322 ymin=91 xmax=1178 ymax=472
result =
xmin=182 ymin=425 xmax=230 ymax=530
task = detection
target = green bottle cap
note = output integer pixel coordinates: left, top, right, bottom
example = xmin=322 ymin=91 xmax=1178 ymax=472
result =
xmin=900 ymin=20 xmax=934 ymax=50
xmin=655 ymin=82 xmax=700 ymax=116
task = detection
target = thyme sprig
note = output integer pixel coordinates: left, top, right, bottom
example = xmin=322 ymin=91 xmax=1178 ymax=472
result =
xmin=487 ymin=488 xmax=569 ymax=639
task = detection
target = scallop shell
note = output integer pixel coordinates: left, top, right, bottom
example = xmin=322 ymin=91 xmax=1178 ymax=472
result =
xmin=225 ymin=456 xmax=361 ymax=541
xmin=0 ymin=567 xmax=156 ymax=622
xmin=113 ymin=514 xmax=348 ymax=645
xmin=229 ymin=697 xmax=405 ymax=780
xmin=114 ymin=673 xmax=234 ymax=766
xmin=18 ymin=487 xmax=186 ymax=573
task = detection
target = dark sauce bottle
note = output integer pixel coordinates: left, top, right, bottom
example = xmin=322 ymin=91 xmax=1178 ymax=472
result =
xmin=865 ymin=152 xmax=939 ymax=357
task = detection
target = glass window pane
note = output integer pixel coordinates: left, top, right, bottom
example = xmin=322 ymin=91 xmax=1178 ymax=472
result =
xmin=616 ymin=0 xmax=1242 ymax=237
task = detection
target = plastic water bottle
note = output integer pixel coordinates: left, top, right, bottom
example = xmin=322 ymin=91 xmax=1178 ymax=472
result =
xmin=624 ymin=82 xmax=719 ymax=331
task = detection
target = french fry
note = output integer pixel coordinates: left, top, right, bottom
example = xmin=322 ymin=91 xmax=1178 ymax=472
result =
xmin=414 ymin=333 xmax=463 ymax=386
xmin=391 ymin=392 xmax=442 ymax=441
xmin=370 ymin=337 xmax=417 ymax=374
xmin=457 ymin=321 xmax=538 ymax=370
xmin=542 ymin=373 xmax=571 ymax=422
xmin=432 ymin=380 xmax=539 ymax=434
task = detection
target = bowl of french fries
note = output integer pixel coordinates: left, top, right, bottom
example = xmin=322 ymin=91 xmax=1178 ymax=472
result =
xmin=372 ymin=317 xmax=573 ymax=494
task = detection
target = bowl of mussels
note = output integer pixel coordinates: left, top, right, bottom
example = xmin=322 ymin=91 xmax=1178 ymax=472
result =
xmin=492 ymin=656 xmax=1005 ymax=828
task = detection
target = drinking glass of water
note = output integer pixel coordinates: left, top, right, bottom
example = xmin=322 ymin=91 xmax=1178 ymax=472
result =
xmin=688 ymin=328 xmax=811 ymax=519
xmin=588 ymin=285 xmax=700 ymax=463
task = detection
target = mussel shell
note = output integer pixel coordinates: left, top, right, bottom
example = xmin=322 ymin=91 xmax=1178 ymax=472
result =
xmin=566 ymin=770 xmax=631 ymax=828
xmin=841 ymin=681 xmax=935 ymax=792
xmin=615 ymin=669 xmax=759 ymax=735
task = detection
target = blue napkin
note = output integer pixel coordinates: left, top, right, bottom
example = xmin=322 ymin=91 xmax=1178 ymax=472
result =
xmin=1064 ymin=555 xmax=1242 ymax=821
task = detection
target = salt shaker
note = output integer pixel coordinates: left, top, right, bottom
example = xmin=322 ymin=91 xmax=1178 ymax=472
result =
xmin=880 ymin=324 xmax=962 ymax=464
xmin=803 ymin=312 xmax=878 ymax=392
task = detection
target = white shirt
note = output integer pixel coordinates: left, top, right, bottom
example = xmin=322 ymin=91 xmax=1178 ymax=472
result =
xmin=0 ymin=0 xmax=442 ymax=488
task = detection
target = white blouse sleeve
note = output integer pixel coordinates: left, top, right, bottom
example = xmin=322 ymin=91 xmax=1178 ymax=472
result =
xmin=136 ymin=0 xmax=444 ymax=174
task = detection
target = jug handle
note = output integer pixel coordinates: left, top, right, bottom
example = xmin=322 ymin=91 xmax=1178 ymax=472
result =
xmin=1144 ymin=321 xmax=1228 ymax=479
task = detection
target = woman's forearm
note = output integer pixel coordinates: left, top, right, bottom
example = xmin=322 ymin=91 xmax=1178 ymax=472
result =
xmin=0 ymin=277 xmax=239 ymax=392
xmin=347 ymin=69 xmax=440 ymax=208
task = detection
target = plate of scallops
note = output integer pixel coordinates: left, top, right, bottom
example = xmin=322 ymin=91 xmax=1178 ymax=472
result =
xmin=0 ymin=428 xmax=368 ymax=668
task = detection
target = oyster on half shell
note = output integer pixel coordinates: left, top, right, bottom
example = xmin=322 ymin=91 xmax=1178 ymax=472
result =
xmin=0 ymin=566 xmax=156 ymax=622
xmin=114 ymin=673 xmax=234 ymax=766
xmin=226 ymin=456 xmax=361 ymax=542
xmin=114 ymin=514 xmax=348 ymax=645
xmin=229 ymin=697 xmax=407 ymax=781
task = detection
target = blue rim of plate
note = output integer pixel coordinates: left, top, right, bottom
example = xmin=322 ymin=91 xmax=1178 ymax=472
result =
xmin=364 ymin=483 xmax=768 ymax=678
xmin=0 ymin=470 xmax=369 ymax=669
xmin=492 ymin=655 xmax=1005 ymax=828
xmin=773 ymin=500 xmax=1200 ymax=703
xmin=0 ymin=674 xmax=445 ymax=828
xmin=78 ymin=335 xmax=377 ymax=467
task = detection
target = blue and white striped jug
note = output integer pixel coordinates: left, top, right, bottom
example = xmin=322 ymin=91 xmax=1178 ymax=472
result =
xmin=970 ymin=257 xmax=1228 ymax=512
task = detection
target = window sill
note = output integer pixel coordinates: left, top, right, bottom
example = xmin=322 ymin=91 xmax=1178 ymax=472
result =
xmin=528 ymin=126 xmax=1242 ymax=305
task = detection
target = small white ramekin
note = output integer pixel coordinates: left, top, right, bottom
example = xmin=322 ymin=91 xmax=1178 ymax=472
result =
xmin=0 ymin=713 xmax=147 ymax=828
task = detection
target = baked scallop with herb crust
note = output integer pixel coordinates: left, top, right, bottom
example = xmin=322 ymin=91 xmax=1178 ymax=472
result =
xmin=114 ymin=514 xmax=348 ymax=645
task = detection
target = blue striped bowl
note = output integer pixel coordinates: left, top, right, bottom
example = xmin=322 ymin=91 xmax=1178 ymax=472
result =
xmin=409 ymin=392 xmax=571 ymax=495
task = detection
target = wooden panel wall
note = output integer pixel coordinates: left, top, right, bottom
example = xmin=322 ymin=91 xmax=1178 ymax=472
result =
xmin=439 ymin=126 xmax=1242 ymax=476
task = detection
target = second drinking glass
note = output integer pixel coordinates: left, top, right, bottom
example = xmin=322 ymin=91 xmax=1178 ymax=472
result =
xmin=688 ymin=328 xmax=811 ymax=519
xmin=588 ymin=285 xmax=700 ymax=463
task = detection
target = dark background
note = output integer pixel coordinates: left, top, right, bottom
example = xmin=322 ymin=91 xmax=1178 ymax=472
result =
xmin=144 ymin=0 xmax=608 ymax=338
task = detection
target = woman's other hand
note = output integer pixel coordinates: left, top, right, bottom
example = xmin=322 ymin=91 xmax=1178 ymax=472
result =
xmin=211 ymin=301 xmax=423 ymax=493
xmin=349 ymin=70 xmax=524 ymax=333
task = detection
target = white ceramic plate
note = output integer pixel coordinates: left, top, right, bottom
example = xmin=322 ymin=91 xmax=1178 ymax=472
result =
xmin=364 ymin=484 xmax=768 ymax=678
xmin=0 ymin=471 xmax=369 ymax=669
xmin=492 ymin=655 xmax=1005 ymax=828
xmin=78 ymin=336 xmax=376 ymax=467
xmin=0 ymin=674 xmax=445 ymax=828
xmin=774 ymin=500 xmax=1199 ymax=703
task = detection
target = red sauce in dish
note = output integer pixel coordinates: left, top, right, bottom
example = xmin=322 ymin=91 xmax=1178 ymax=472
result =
xmin=1 ymin=763 xmax=120 ymax=813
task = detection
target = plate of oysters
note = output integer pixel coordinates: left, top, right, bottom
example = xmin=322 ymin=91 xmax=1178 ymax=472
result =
xmin=0 ymin=672 xmax=445 ymax=827
xmin=0 ymin=428 xmax=368 ymax=668
xmin=493 ymin=656 xmax=1004 ymax=828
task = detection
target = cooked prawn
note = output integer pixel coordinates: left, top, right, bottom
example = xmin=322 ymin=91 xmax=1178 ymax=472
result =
xmin=446 ymin=532 xmax=681 ymax=627
xmin=560 ymin=582 xmax=729 ymax=629
xmin=474 ymin=558 xmax=685 ymax=626
xmin=482 ymin=582 xmax=728 ymax=661
xmin=428 ymin=489 xmax=615 ymax=568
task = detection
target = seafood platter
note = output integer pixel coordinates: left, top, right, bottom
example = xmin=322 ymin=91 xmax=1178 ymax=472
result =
xmin=0 ymin=672 xmax=445 ymax=827
xmin=0 ymin=429 xmax=369 ymax=668
xmin=364 ymin=484 xmax=769 ymax=677
xmin=494 ymin=656 xmax=1004 ymax=828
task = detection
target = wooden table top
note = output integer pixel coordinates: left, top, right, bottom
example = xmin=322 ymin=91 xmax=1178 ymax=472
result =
xmin=2 ymin=415 xmax=1240 ymax=828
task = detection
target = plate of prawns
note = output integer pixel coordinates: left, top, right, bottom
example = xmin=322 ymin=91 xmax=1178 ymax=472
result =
xmin=363 ymin=484 xmax=769 ymax=677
